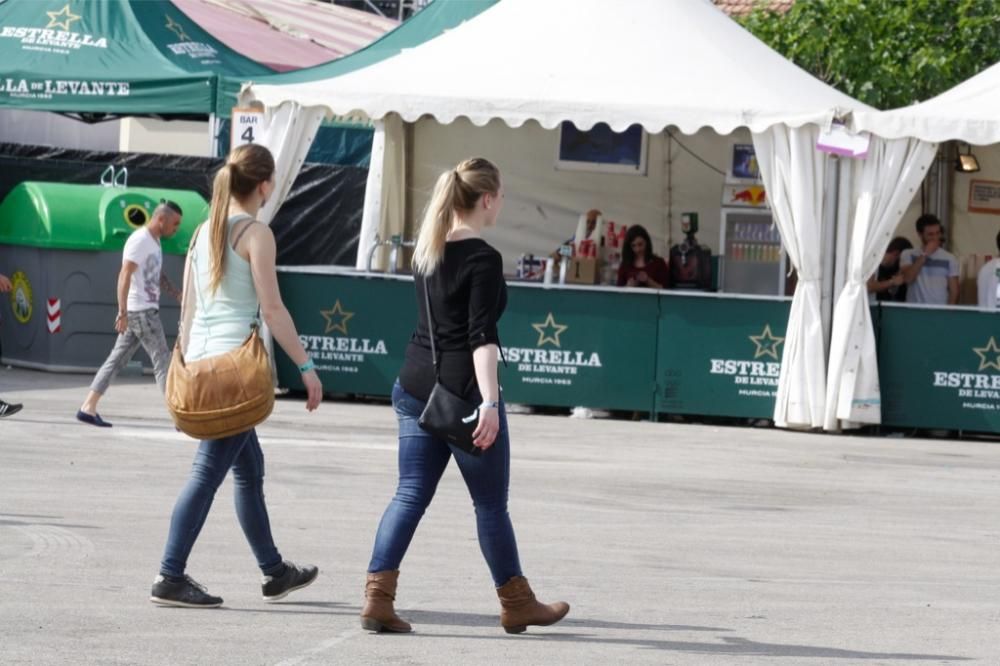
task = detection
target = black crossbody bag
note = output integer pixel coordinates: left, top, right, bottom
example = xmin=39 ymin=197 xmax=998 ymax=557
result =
xmin=417 ymin=276 xmax=484 ymax=455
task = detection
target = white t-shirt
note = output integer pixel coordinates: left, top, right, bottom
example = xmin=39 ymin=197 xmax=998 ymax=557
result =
xmin=899 ymin=247 xmax=959 ymax=305
xmin=978 ymin=257 xmax=1000 ymax=310
xmin=122 ymin=227 xmax=162 ymax=312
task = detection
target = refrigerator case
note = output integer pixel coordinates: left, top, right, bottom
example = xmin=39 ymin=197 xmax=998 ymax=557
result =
xmin=719 ymin=209 xmax=787 ymax=296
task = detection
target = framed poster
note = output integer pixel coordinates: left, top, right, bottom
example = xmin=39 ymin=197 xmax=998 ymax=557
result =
xmin=968 ymin=179 xmax=1000 ymax=215
xmin=555 ymin=122 xmax=647 ymax=175
xmin=730 ymin=143 xmax=761 ymax=181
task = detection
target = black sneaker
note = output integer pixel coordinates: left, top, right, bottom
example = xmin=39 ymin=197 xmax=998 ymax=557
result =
xmin=261 ymin=560 xmax=319 ymax=602
xmin=150 ymin=574 xmax=223 ymax=608
xmin=0 ymin=400 xmax=22 ymax=418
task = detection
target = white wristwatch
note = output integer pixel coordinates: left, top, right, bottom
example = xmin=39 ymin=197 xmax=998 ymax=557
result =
xmin=481 ymin=400 xmax=499 ymax=410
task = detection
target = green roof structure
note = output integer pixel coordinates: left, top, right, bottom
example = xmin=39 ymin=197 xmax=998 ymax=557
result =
xmin=0 ymin=0 xmax=274 ymax=115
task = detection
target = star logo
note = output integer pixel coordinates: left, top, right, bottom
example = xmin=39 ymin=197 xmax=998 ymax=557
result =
xmin=532 ymin=312 xmax=568 ymax=348
xmin=46 ymin=4 xmax=81 ymax=31
xmin=972 ymin=336 xmax=1000 ymax=372
xmin=749 ymin=324 xmax=784 ymax=360
xmin=165 ymin=15 xmax=191 ymax=42
xmin=320 ymin=300 xmax=354 ymax=335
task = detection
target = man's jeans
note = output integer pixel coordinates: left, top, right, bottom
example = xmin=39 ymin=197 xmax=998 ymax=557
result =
xmin=368 ymin=381 xmax=522 ymax=587
xmin=160 ymin=428 xmax=284 ymax=577
xmin=90 ymin=308 xmax=170 ymax=395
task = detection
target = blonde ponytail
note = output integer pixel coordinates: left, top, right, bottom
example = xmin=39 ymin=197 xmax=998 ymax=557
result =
xmin=204 ymin=144 xmax=275 ymax=294
xmin=412 ymin=170 xmax=458 ymax=275
xmin=207 ymin=165 xmax=232 ymax=294
xmin=412 ymin=157 xmax=501 ymax=275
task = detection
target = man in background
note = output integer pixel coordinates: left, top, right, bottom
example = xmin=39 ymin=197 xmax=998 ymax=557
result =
xmin=977 ymin=229 xmax=1000 ymax=310
xmin=899 ymin=214 xmax=959 ymax=305
xmin=77 ymin=201 xmax=182 ymax=427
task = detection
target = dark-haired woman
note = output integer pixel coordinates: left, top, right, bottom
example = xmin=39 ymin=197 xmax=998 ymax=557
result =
xmin=617 ymin=225 xmax=669 ymax=288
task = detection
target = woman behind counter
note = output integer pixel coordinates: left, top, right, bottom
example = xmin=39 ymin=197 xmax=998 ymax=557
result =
xmin=617 ymin=224 xmax=669 ymax=288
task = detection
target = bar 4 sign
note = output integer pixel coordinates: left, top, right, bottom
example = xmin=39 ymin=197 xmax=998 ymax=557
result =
xmin=231 ymin=107 xmax=264 ymax=147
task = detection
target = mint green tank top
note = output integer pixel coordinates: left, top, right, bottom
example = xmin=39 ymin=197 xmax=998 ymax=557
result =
xmin=186 ymin=214 xmax=259 ymax=362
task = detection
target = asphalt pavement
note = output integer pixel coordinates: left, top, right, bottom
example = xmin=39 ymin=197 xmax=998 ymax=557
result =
xmin=1 ymin=366 xmax=998 ymax=665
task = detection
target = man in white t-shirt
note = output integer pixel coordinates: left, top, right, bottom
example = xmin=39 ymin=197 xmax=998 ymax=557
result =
xmin=977 ymin=230 xmax=1000 ymax=310
xmin=77 ymin=201 xmax=182 ymax=427
xmin=899 ymin=214 xmax=959 ymax=306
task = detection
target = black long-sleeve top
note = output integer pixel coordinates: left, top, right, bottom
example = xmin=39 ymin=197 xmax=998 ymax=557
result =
xmin=398 ymin=238 xmax=507 ymax=403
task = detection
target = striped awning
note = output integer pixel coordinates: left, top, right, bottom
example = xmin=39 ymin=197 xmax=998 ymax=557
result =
xmin=171 ymin=0 xmax=398 ymax=72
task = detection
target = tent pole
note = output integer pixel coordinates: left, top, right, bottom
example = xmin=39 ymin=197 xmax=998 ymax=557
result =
xmin=357 ymin=119 xmax=387 ymax=271
xmin=833 ymin=156 xmax=851 ymax=311
xmin=821 ymin=155 xmax=839 ymax=357
xmin=208 ymin=113 xmax=219 ymax=158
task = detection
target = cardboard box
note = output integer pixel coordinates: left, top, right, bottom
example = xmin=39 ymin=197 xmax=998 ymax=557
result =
xmin=565 ymin=257 xmax=601 ymax=285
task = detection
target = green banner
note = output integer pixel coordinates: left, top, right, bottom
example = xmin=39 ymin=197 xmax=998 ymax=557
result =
xmin=655 ymin=294 xmax=791 ymax=418
xmin=277 ymin=273 xmax=662 ymax=411
xmin=275 ymin=272 xmax=413 ymax=395
xmin=0 ymin=0 xmax=271 ymax=114
xmin=498 ymin=286 xmax=659 ymax=411
xmin=878 ymin=305 xmax=1000 ymax=432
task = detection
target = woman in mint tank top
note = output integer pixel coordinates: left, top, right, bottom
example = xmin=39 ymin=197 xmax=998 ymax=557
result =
xmin=150 ymin=144 xmax=325 ymax=609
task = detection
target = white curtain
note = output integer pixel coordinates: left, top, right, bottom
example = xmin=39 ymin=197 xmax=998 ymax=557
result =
xmin=823 ymin=137 xmax=937 ymax=430
xmin=753 ymin=125 xmax=829 ymax=429
xmin=357 ymin=113 xmax=407 ymax=271
xmin=256 ymin=103 xmax=326 ymax=225
xmin=357 ymin=119 xmax=387 ymax=270
xmin=229 ymin=98 xmax=324 ymax=378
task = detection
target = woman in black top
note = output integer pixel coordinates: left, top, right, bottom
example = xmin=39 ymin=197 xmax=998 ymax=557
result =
xmin=360 ymin=158 xmax=569 ymax=635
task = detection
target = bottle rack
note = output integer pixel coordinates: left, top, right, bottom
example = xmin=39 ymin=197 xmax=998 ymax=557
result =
xmin=727 ymin=221 xmax=781 ymax=263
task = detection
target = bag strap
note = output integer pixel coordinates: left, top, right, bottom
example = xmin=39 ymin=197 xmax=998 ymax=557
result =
xmin=421 ymin=273 xmax=507 ymax=374
xmin=177 ymin=223 xmax=204 ymax=355
xmin=421 ymin=274 xmax=441 ymax=380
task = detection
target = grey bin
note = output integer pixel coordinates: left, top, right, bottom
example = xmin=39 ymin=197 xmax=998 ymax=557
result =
xmin=0 ymin=181 xmax=207 ymax=373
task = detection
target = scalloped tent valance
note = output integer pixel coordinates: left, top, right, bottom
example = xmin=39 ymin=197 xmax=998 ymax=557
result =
xmin=852 ymin=59 xmax=1000 ymax=145
xmin=246 ymin=0 xmax=870 ymax=135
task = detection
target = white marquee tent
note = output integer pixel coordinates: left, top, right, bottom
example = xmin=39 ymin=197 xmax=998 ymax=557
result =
xmin=243 ymin=0 xmax=897 ymax=429
xmin=853 ymin=60 xmax=1000 ymax=146
xmin=820 ymin=59 xmax=1000 ymax=431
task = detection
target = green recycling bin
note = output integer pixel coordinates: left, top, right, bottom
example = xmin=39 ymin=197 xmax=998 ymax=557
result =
xmin=0 ymin=182 xmax=207 ymax=372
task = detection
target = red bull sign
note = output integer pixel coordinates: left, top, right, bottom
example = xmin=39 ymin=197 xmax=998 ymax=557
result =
xmin=723 ymin=184 xmax=767 ymax=208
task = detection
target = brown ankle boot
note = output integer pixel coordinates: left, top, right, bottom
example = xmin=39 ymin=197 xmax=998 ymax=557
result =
xmin=496 ymin=576 xmax=569 ymax=634
xmin=360 ymin=570 xmax=412 ymax=633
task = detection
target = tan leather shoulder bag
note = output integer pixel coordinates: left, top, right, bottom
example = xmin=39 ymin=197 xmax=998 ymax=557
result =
xmin=165 ymin=221 xmax=274 ymax=439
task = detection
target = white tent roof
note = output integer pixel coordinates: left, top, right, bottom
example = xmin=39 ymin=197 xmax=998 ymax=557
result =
xmin=248 ymin=0 xmax=868 ymax=135
xmin=853 ymin=60 xmax=1000 ymax=145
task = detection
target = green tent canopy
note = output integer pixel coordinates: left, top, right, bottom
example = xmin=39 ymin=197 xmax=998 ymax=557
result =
xmin=0 ymin=0 xmax=274 ymax=115
xmin=215 ymin=0 xmax=497 ymax=119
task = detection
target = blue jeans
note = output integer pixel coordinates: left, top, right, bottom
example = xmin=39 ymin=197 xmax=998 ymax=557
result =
xmin=160 ymin=428 xmax=283 ymax=577
xmin=368 ymin=382 xmax=522 ymax=587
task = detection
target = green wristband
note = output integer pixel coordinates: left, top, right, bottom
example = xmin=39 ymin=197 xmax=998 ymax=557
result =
xmin=298 ymin=359 xmax=316 ymax=373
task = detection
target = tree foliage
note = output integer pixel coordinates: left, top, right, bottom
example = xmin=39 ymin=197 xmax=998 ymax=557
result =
xmin=736 ymin=0 xmax=1000 ymax=109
